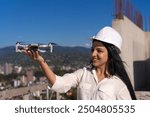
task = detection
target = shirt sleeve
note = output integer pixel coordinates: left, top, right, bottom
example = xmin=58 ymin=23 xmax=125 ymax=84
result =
xmin=49 ymin=68 xmax=84 ymax=93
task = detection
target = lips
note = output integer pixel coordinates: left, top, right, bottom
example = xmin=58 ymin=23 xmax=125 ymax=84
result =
xmin=92 ymin=59 xmax=97 ymax=61
xmin=92 ymin=58 xmax=99 ymax=63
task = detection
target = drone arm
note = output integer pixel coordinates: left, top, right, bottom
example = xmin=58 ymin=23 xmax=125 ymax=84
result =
xmin=16 ymin=43 xmax=19 ymax=52
xmin=48 ymin=43 xmax=53 ymax=53
xmin=16 ymin=43 xmax=26 ymax=52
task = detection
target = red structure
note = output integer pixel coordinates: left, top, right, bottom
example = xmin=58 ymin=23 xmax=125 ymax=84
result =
xmin=113 ymin=0 xmax=150 ymax=31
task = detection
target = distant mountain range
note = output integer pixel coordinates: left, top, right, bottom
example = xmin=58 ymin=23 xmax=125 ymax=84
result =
xmin=0 ymin=46 xmax=15 ymax=56
xmin=0 ymin=46 xmax=91 ymax=69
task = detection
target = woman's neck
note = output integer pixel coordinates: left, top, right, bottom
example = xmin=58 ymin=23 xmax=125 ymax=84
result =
xmin=96 ymin=67 xmax=106 ymax=82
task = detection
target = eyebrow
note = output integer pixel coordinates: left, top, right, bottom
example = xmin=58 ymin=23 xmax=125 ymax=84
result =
xmin=92 ymin=46 xmax=105 ymax=49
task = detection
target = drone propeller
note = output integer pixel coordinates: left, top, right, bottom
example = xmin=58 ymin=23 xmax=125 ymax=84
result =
xmin=48 ymin=42 xmax=58 ymax=46
xmin=16 ymin=42 xmax=27 ymax=45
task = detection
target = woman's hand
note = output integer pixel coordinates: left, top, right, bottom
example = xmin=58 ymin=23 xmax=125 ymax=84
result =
xmin=23 ymin=48 xmax=45 ymax=63
xmin=23 ymin=47 xmax=56 ymax=85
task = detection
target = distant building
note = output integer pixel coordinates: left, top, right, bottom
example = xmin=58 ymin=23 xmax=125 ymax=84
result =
xmin=4 ymin=63 xmax=13 ymax=75
xmin=0 ymin=64 xmax=4 ymax=74
xmin=20 ymin=75 xmax=28 ymax=86
xmin=26 ymin=67 xmax=34 ymax=82
xmin=13 ymin=66 xmax=22 ymax=73
xmin=13 ymin=79 xmax=21 ymax=88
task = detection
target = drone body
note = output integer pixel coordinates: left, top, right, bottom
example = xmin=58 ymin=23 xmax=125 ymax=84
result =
xmin=16 ymin=42 xmax=57 ymax=53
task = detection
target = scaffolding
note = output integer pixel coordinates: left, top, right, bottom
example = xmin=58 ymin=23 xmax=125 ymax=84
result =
xmin=114 ymin=0 xmax=150 ymax=31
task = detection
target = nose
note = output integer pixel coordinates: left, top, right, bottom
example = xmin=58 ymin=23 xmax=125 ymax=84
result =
xmin=91 ymin=49 xmax=97 ymax=57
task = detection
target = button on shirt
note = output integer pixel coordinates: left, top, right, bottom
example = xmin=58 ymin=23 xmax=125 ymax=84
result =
xmin=50 ymin=67 xmax=131 ymax=100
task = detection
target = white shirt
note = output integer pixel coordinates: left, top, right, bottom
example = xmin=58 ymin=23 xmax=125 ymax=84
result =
xmin=50 ymin=67 xmax=131 ymax=100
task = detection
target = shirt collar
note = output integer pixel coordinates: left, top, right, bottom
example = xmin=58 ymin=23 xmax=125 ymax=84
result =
xmin=92 ymin=68 xmax=99 ymax=84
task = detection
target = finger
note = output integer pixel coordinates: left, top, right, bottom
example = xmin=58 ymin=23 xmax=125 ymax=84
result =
xmin=31 ymin=49 xmax=40 ymax=60
xmin=29 ymin=49 xmax=37 ymax=60
xmin=22 ymin=47 xmax=40 ymax=61
xmin=31 ymin=50 xmax=37 ymax=60
xmin=25 ymin=49 xmax=33 ymax=58
xmin=29 ymin=49 xmax=34 ymax=56
xmin=22 ymin=47 xmax=28 ymax=54
xmin=35 ymin=51 xmax=39 ymax=59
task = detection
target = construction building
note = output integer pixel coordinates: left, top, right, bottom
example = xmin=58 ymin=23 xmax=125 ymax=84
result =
xmin=113 ymin=0 xmax=150 ymax=99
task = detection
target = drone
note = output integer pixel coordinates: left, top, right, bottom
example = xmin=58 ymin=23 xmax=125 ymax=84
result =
xmin=16 ymin=42 xmax=57 ymax=53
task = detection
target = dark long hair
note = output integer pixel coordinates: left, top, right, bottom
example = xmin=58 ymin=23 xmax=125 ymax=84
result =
xmin=102 ymin=42 xmax=137 ymax=100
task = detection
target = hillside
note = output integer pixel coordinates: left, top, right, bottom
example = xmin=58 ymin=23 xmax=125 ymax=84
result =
xmin=0 ymin=46 xmax=91 ymax=69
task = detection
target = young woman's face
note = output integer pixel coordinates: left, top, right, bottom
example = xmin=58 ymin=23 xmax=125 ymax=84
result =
xmin=91 ymin=41 xmax=109 ymax=68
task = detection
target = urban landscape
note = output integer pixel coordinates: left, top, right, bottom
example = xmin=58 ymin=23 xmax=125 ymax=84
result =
xmin=0 ymin=46 xmax=90 ymax=100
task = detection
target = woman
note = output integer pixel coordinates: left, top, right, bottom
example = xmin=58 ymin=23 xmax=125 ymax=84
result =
xmin=24 ymin=26 xmax=136 ymax=100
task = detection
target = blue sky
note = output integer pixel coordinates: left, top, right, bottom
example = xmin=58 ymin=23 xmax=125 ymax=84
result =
xmin=0 ymin=0 xmax=149 ymax=48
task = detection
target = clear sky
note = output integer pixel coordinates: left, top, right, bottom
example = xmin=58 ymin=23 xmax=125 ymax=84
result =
xmin=0 ymin=0 xmax=149 ymax=48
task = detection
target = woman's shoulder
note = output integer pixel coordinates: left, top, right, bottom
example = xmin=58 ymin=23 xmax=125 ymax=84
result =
xmin=75 ymin=65 xmax=93 ymax=72
xmin=110 ymin=75 xmax=127 ymax=88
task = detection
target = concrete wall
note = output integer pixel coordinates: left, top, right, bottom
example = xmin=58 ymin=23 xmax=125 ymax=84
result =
xmin=112 ymin=16 xmax=150 ymax=90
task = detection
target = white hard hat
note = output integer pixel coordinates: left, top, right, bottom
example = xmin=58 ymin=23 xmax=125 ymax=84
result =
xmin=91 ymin=26 xmax=122 ymax=52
